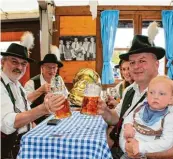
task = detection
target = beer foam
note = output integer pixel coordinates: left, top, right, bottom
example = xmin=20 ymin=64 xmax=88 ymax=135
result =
xmin=84 ymin=83 xmax=101 ymax=96
xmin=84 ymin=91 xmax=100 ymax=97
xmin=84 ymin=94 xmax=99 ymax=97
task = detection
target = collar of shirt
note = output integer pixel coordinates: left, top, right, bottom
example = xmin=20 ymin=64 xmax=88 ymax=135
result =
xmin=133 ymin=82 xmax=148 ymax=97
xmin=40 ymin=73 xmax=48 ymax=85
xmin=122 ymin=82 xmax=148 ymax=118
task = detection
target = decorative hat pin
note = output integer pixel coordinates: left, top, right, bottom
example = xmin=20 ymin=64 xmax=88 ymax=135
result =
xmin=50 ymin=44 xmax=61 ymax=61
xmin=20 ymin=31 xmax=35 ymax=57
xmin=147 ymin=21 xmax=159 ymax=46
xmin=1 ymin=31 xmax=35 ymax=62
xmin=119 ymin=21 xmax=165 ymax=61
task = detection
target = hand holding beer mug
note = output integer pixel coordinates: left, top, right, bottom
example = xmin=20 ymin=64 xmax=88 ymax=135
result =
xmin=51 ymin=77 xmax=71 ymax=119
xmin=107 ymin=87 xmax=120 ymax=103
xmin=101 ymin=87 xmax=120 ymax=109
xmin=81 ymin=83 xmax=101 ymax=115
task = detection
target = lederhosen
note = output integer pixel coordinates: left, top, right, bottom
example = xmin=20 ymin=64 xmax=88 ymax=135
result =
xmin=1 ymin=78 xmax=30 ymax=159
xmin=30 ymin=75 xmax=47 ymax=124
xmin=110 ymin=87 xmax=147 ymax=159
xmin=133 ymin=105 xmax=167 ymax=136
xmin=121 ymin=105 xmax=168 ymax=159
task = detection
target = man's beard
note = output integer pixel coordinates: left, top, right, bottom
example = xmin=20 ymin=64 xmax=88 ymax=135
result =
xmin=11 ymin=69 xmax=23 ymax=81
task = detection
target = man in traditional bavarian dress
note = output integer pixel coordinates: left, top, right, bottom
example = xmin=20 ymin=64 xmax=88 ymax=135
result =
xmin=24 ymin=46 xmax=68 ymax=125
xmin=97 ymin=22 xmax=173 ymax=159
xmin=119 ymin=76 xmax=173 ymax=159
xmin=1 ymin=33 xmax=66 ymax=159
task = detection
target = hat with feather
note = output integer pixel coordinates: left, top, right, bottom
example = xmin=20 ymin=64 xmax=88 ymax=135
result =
xmin=39 ymin=45 xmax=63 ymax=68
xmin=119 ymin=21 xmax=165 ymax=60
xmin=1 ymin=31 xmax=35 ymax=63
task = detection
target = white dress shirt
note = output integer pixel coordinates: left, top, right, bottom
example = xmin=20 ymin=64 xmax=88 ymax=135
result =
xmin=1 ymin=71 xmax=31 ymax=135
xmin=115 ymin=82 xmax=147 ymax=118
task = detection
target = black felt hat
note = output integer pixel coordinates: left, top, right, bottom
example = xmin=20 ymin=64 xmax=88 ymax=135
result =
xmin=1 ymin=43 xmax=35 ymax=63
xmin=119 ymin=35 xmax=165 ymax=61
xmin=39 ymin=54 xmax=63 ymax=68
xmin=114 ymin=60 xmax=123 ymax=69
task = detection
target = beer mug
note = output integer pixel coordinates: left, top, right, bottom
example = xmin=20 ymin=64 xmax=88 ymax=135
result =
xmin=107 ymin=87 xmax=120 ymax=103
xmin=51 ymin=77 xmax=71 ymax=119
xmin=80 ymin=83 xmax=101 ymax=115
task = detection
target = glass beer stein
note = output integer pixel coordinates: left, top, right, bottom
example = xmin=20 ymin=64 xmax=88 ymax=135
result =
xmin=51 ymin=77 xmax=71 ymax=119
xmin=80 ymin=83 xmax=101 ymax=115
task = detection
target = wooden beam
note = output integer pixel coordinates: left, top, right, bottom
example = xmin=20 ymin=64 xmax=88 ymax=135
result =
xmin=96 ymin=12 xmax=102 ymax=77
xmin=55 ymin=6 xmax=91 ymax=16
xmin=52 ymin=15 xmax=60 ymax=46
xmin=38 ymin=0 xmax=47 ymax=10
xmin=55 ymin=6 xmax=172 ymax=16
xmin=1 ymin=11 xmax=39 ymax=20
xmin=97 ymin=5 xmax=172 ymax=11
xmin=133 ymin=14 xmax=142 ymax=35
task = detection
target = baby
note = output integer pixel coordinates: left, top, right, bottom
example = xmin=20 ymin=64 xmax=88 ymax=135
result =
xmin=119 ymin=76 xmax=173 ymax=159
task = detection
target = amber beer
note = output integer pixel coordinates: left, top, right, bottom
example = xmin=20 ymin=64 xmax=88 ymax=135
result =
xmin=81 ymin=96 xmax=99 ymax=115
xmin=51 ymin=84 xmax=71 ymax=119
xmin=55 ymin=99 xmax=72 ymax=119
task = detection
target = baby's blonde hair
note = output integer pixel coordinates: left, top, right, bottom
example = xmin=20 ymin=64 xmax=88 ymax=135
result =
xmin=149 ymin=75 xmax=173 ymax=95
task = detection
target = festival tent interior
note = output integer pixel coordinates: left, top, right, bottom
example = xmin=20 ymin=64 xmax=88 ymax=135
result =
xmin=1 ymin=0 xmax=173 ymax=87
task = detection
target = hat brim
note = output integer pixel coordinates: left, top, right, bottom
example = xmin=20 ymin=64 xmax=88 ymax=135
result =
xmin=39 ymin=61 xmax=63 ymax=68
xmin=119 ymin=47 xmax=165 ymax=61
xmin=1 ymin=52 xmax=35 ymax=63
xmin=114 ymin=65 xmax=119 ymax=69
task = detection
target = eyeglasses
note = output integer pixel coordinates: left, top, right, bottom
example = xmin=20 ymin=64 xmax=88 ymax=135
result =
xmin=43 ymin=65 xmax=58 ymax=70
xmin=7 ymin=57 xmax=28 ymax=68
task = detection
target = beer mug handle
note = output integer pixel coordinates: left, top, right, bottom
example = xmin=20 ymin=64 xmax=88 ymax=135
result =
xmin=100 ymin=89 xmax=108 ymax=102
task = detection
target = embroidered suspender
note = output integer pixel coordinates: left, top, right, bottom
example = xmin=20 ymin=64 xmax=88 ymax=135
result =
xmin=1 ymin=78 xmax=17 ymax=112
xmin=133 ymin=105 xmax=168 ymax=136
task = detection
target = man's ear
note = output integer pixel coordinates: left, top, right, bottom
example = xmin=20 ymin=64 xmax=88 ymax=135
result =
xmin=1 ymin=58 xmax=5 ymax=67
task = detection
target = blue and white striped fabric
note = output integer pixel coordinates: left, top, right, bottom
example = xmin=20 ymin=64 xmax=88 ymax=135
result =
xmin=17 ymin=111 xmax=112 ymax=159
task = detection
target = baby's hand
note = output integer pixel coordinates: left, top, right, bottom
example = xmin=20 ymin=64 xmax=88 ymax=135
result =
xmin=124 ymin=124 xmax=135 ymax=139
